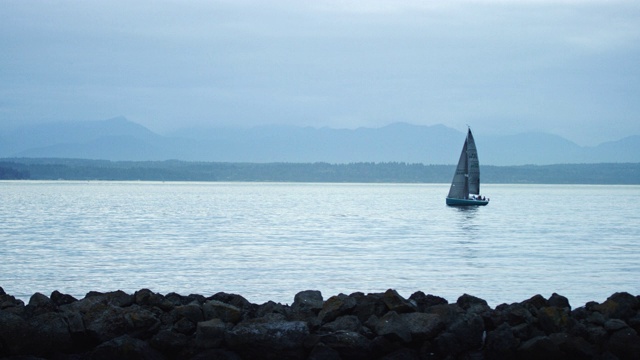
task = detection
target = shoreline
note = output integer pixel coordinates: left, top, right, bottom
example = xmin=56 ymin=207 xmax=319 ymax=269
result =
xmin=1 ymin=287 xmax=639 ymax=359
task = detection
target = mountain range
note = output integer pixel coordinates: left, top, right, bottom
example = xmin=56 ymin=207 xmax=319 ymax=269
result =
xmin=1 ymin=116 xmax=639 ymax=165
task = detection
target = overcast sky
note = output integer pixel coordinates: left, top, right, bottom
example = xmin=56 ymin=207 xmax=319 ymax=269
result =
xmin=2 ymin=0 xmax=639 ymax=145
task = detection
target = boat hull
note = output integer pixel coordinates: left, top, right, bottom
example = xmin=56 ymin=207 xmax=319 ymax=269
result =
xmin=446 ymin=197 xmax=489 ymax=206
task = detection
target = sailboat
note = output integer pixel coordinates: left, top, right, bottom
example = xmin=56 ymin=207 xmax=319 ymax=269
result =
xmin=446 ymin=128 xmax=489 ymax=206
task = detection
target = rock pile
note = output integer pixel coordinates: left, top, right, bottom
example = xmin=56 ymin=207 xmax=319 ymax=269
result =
xmin=0 ymin=286 xmax=639 ymax=359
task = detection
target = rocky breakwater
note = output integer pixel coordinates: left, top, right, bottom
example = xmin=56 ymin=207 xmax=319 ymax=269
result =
xmin=1 ymin=287 xmax=639 ymax=359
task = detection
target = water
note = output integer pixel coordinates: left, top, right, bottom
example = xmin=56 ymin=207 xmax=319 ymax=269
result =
xmin=1 ymin=181 xmax=639 ymax=308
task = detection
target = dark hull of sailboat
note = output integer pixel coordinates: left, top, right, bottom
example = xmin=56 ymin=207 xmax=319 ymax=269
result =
xmin=446 ymin=197 xmax=489 ymax=206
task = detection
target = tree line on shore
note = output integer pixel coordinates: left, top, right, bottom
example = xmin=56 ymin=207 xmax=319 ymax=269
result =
xmin=1 ymin=158 xmax=639 ymax=184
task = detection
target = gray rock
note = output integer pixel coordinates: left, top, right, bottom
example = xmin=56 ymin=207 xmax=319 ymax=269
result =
xmin=400 ymin=312 xmax=445 ymax=341
xmin=351 ymin=292 xmax=387 ymax=323
xmin=317 ymin=331 xmax=372 ymax=360
xmin=375 ymin=311 xmax=412 ymax=343
xmin=607 ymin=328 xmax=640 ymax=360
xmin=91 ymin=334 xmax=165 ymax=360
xmin=604 ymin=318 xmax=629 ymax=331
xmin=408 ymin=291 xmax=447 ymax=312
xmin=457 ymin=293 xmax=490 ymax=313
xmin=548 ymin=293 xmax=571 ymax=310
xmin=448 ymin=313 xmax=486 ymax=351
xmin=203 ymin=299 xmax=242 ymax=324
xmin=504 ymin=303 xmax=535 ymax=326
xmin=196 ymin=318 xmax=227 ymax=348
xmin=134 ymin=289 xmax=171 ymax=311
xmin=321 ymin=314 xmax=362 ymax=333
xmin=0 ymin=310 xmax=33 ymax=355
xmin=308 ymin=342 xmax=342 ymax=360
xmin=226 ymin=318 xmax=309 ymax=350
xmin=292 ymin=290 xmax=324 ymax=312
xmin=209 ymin=292 xmax=252 ymax=310
xmin=150 ymin=329 xmax=189 ymax=355
xmin=383 ymin=289 xmax=416 ymax=314
xmin=517 ymin=336 xmax=562 ymax=360
xmin=318 ymin=294 xmax=357 ymax=324
xmin=595 ymin=292 xmax=639 ymax=321
xmin=485 ymin=323 xmax=519 ymax=358
xmin=50 ymin=290 xmax=77 ymax=306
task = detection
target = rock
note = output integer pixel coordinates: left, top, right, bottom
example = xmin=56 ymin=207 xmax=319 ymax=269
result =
xmin=195 ymin=318 xmax=227 ymax=348
xmin=1 ymin=288 xmax=640 ymax=360
xmin=446 ymin=313 xmax=486 ymax=352
xmin=149 ymin=329 xmax=189 ymax=356
xmin=607 ymin=328 xmax=640 ymax=360
xmin=255 ymin=301 xmax=290 ymax=319
xmin=504 ymin=303 xmax=535 ymax=326
xmin=225 ymin=318 xmax=309 ymax=358
xmin=173 ymin=302 xmax=204 ymax=323
xmin=548 ymin=293 xmax=571 ymax=310
xmin=550 ymin=332 xmax=597 ymax=359
xmin=522 ymin=294 xmax=548 ymax=311
xmin=0 ymin=310 xmax=33 ymax=356
xmin=28 ymin=312 xmax=74 ymax=355
xmin=320 ymin=314 xmax=362 ymax=333
xmin=51 ymin=290 xmax=77 ymax=306
xmin=595 ymin=292 xmax=639 ymax=321
xmin=134 ymin=289 xmax=171 ymax=310
xmin=203 ymin=299 xmax=242 ymax=324
xmin=485 ymin=323 xmax=519 ymax=358
xmin=26 ymin=292 xmax=56 ymax=316
xmin=318 ymin=293 xmax=357 ymax=324
xmin=317 ymin=331 xmax=372 ymax=360
xmin=91 ymin=334 xmax=164 ymax=360
xmin=308 ymin=342 xmax=342 ymax=360
xmin=0 ymin=292 xmax=24 ymax=310
xmin=426 ymin=303 xmax=464 ymax=326
xmin=399 ymin=312 xmax=444 ymax=341
xmin=517 ymin=336 xmax=562 ymax=360
xmin=123 ymin=305 xmax=161 ymax=338
xmin=383 ymin=289 xmax=417 ymax=314
xmin=83 ymin=304 xmax=129 ymax=342
xmin=209 ymin=292 xmax=253 ymax=311
xmin=409 ymin=291 xmax=447 ymax=312
xmin=351 ymin=292 xmax=387 ymax=323
xmin=292 ymin=290 xmax=324 ymax=312
xmin=190 ymin=349 xmax=242 ymax=360
xmin=457 ymin=293 xmax=490 ymax=313
xmin=87 ymin=290 xmax=134 ymax=307
xmin=604 ymin=318 xmax=629 ymax=331
xmin=375 ymin=311 xmax=412 ymax=343
xmin=537 ymin=306 xmax=571 ymax=334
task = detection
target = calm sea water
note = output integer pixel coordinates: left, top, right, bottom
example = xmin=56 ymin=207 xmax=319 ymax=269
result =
xmin=1 ymin=181 xmax=639 ymax=308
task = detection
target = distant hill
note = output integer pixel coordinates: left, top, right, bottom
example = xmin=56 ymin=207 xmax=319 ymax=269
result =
xmin=1 ymin=117 xmax=639 ymax=165
xmin=2 ymin=158 xmax=639 ymax=184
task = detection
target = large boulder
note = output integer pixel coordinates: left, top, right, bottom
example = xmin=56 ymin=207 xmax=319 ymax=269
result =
xmin=225 ymin=317 xmax=309 ymax=359
xmin=593 ymin=292 xmax=639 ymax=321
xmin=195 ymin=318 xmax=227 ymax=349
xmin=292 ymin=290 xmax=324 ymax=313
xmin=0 ymin=310 xmax=32 ymax=356
xmin=203 ymin=300 xmax=242 ymax=324
xmin=382 ymin=289 xmax=416 ymax=314
xmin=90 ymin=334 xmax=164 ymax=360
xmin=318 ymin=294 xmax=357 ymax=324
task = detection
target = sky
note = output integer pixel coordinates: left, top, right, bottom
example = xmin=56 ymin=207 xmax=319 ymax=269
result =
xmin=1 ymin=0 xmax=639 ymax=145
